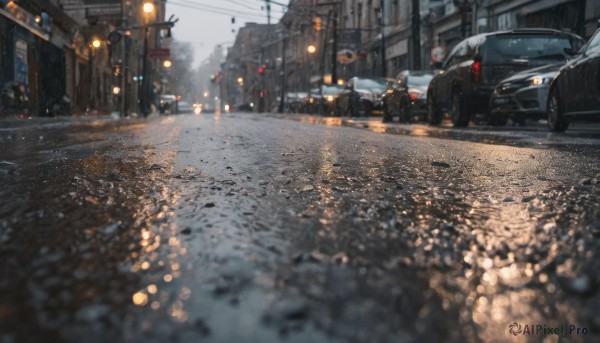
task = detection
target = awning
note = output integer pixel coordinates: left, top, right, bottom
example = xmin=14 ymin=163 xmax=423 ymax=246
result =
xmin=0 ymin=9 xmax=49 ymax=41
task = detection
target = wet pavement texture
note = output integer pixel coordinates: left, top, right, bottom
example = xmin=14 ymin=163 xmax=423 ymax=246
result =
xmin=1 ymin=113 xmax=599 ymax=343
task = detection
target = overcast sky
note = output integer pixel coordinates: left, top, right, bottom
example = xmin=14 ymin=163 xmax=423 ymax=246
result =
xmin=166 ymin=0 xmax=289 ymax=68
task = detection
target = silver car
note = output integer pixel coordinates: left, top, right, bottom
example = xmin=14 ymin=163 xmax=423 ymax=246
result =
xmin=489 ymin=64 xmax=562 ymax=126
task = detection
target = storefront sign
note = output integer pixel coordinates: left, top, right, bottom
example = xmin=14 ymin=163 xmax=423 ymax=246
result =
xmin=14 ymin=39 xmax=28 ymax=86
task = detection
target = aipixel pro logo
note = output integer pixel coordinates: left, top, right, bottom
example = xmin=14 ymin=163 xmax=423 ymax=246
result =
xmin=508 ymin=322 xmax=588 ymax=336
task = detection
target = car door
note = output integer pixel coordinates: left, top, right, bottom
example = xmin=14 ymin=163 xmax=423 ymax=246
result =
xmin=437 ymin=42 xmax=467 ymax=110
xmin=560 ymin=30 xmax=600 ymax=114
xmin=580 ymin=35 xmax=600 ymax=113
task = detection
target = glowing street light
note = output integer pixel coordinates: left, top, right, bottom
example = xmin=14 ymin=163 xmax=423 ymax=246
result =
xmin=307 ymin=44 xmax=317 ymax=54
xmin=91 ymin=38 xmax=101 ymax=49
xmin=163 ymin=59 xmax=172 ymax=69
xmin=143 ymin=2 xmax=155 ymax=14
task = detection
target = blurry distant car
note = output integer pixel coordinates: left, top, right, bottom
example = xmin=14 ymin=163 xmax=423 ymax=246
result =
xmin=201 ymin=101 xmax=215 ymax=113
xmin=382 ymin=70 xmax=433 ymax=123
xmin=337 ymin=77 xmax=389 ymax=116
xmin=176 ymin=101 xmax=192 ymax=114
xmin=320 ymin=85 xmax=344 ymax=115
xmin=235 ymin=102 xmax=254 ymax=112
xmin=427 ymin=28 xmax=585 ymax=127
xmin=305 ymin=85 xmax=344 ymax=115
xmin=193 ymin=103 xmax=202 ymax=114
xmin=547 ymin=27 xmax=600 ymax=131
xmin=287 ymin=92 xmax=308 ymax=113
xmin=159 ymin=94 xmax=177 ymax=114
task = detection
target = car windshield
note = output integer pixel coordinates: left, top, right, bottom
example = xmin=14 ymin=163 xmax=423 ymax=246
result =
xmin=483 ymin=34 xmax=584 ymax=63
xmin=356 ymin=78 xmax=388 ymax=91
xmin=322 ymin=86 xmax=342 ymax=95
xmin=407 ymin=75 xmax=433 ymax=87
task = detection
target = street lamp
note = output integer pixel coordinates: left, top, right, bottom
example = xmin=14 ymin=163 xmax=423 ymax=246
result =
xmin=140 ymin=1 xmax=155 ymax=117
xmin=162 ymin=59 xmax=172 ymax=69
xmin=307 ymin=44 xmax=317 ymax=54
xmin=143 ymin=2 xmax=155 ymax=14
xmin=89 ymin=38 xmax=102 ymax=110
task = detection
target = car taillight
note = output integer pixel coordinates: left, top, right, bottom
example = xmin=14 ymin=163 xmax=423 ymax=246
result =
xmin=408 ymin=88 xmax=422 ymax=101
xmin=471 ymin=61 xmax=481 ymax=84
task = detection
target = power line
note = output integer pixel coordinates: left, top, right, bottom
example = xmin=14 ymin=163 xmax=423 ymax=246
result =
xmin=168 ymin=0 xmax=266 ymax=20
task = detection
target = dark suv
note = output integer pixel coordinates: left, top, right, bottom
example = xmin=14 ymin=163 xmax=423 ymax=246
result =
xmin=427 ymin=29 xmax=585 ymax=127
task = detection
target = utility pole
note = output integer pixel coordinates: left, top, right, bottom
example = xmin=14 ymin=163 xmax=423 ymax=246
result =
xmin=379 ymin=0 xmax=386 ymax=77
xmin=120 ymin=1 xmax=128 ymax=117
xmin=411 ymin=0 xmax=422 ymax=70
xmin=265 ymin=0 xmax=271 ymax=27
xmin=278 ymin=35 xmax=287 ymax=113
xmin=331 ymin=8 xmax=338 ymax=85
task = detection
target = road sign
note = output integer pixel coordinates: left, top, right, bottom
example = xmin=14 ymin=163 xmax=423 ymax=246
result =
xmin=431 ymin=46 xmax=446 ymax=63
xmin=149 ymin=48 xmax=170 ymax=58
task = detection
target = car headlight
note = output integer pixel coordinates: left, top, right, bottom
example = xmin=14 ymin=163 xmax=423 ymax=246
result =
xmin=326 ymin=95 xmax=335 ymax=102
xmin=528 ymin=76 xmax=546 ymax=86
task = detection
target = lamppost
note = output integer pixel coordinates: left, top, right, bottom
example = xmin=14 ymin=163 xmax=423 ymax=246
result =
xmin=139 ymin=2 xmax=155 ymax=116
xmin=89 ymin=38 xmax=101 ymax=111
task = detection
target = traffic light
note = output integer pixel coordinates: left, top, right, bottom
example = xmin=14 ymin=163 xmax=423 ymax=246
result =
xmin=209 ymin=72 xmax=220 ymax=84
xmin=257 ymin=65 xmax=266 ymax=74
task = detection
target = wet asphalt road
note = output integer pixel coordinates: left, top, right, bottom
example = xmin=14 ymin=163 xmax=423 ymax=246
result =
xmin=1 ymin=112 xmax=599 ymax=343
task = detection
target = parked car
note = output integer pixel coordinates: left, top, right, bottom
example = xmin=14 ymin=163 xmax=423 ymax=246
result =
xmin=287 ymin=92 xmax=308 ymax=113
xmin=547 ymin=27 xmax=600 ymax=131
xmin=382 ymin=70 xmax=433 ymax=123
xmin=159 ymin=94 xmax=177 ymax=114
xmin=489 ymin=38 xmax=585 ymax=126
xmin=337 ymin=77 xmax=389 ymax=116
xmin=427 ymin=28 xmax=586 ymax=127
xmin=305 ymin=85 xmax=344 ymax=115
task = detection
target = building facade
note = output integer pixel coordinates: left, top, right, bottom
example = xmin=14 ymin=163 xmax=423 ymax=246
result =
xmin=228 ymin=0 xmax=598 ymax=108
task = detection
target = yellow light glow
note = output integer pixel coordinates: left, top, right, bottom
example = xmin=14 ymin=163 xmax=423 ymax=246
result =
xmin=113 ymin=86 xmax=121 ymax=95
xmin=143 ymin=2 xmax=155 ymax=14
xmin=164 ymin=274 xmax=173 ymax=282
xmin=530 ymin=76 xmax=543 ymax=86
xmin=92 ymin=39 xmax=101 ymax=48
xmin=163 ymin=59 xmax=172 ymax=68
xmin=147 ymin=284 xmax=158 ymax=294
xmin=132 ymin=292 xmax=148 ymax=306
xmin=307 ymin=45 xmax=317 ymax=54
xmin=224 ymin=104 xmax=230 ymax=112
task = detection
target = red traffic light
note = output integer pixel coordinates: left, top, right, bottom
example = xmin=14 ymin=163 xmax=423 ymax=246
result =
xmin=258 ymin=65 xmax=265 ymax=74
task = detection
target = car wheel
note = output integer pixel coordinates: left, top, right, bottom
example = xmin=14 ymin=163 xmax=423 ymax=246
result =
xmin=451 ymin=91 xmax=470 ymax=127
xmin=427 ymin=92 xmax=442 ymax=125
xmin=547 ymin=87 xmax=569 ymax=132
xmin=399 ymin=99 xmax=410 ymax=123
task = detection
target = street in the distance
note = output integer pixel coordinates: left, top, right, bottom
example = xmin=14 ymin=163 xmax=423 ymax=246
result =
xmin=1 ymin=112 xmax=598 ymax=342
